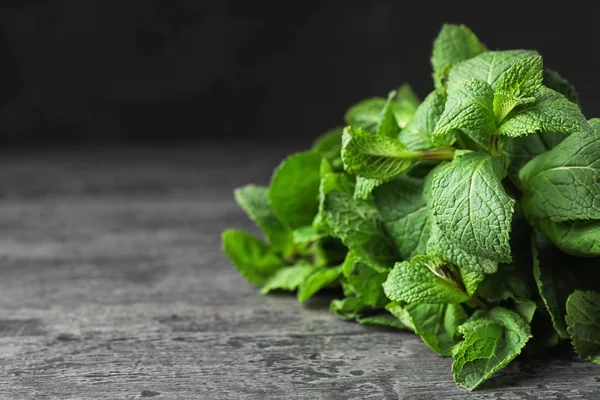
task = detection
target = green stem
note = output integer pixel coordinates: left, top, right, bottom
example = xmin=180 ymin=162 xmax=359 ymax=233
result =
xmin=489 ymin=133 xmax=500 ymax=156
xmin=420 ymin=148 xmax=456 ymax=160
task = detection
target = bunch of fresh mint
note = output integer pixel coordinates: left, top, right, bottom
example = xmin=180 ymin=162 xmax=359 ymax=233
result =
xmin=221 ymin=24 xmax=600 ymax=390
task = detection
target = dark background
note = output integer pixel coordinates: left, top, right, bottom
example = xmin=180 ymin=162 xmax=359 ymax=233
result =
xmin=1 ymin=1 xmax=599 ymax=148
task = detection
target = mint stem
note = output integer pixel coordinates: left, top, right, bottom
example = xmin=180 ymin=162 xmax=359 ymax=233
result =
xmin=489 ymin=133 xmax=500 ymax=155
xmin=420 ymin=148 xmax=456 ymax=160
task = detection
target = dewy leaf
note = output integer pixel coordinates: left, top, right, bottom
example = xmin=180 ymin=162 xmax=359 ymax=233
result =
xmin=447 ymin=50 xmax=537 ymax=89
xmin=406 ymin=303 xmax=469 ymax=356
xmin=222 ymin=229 xmax=285 ymax=286
xmin=392 ymin=84 xmax=421 ymax=128
xmin=269 ymin=151 xmax=322 ymax=229
xmin=345 ymin=97 xmax=386 ymax=133
xmin=538 ymin=219 xmax=600 ymax=257
xmin=493 ymin=55 xmax=543 ymax=123
xmin=312 ymin=126 xmax=344 ymax=170
xmin=383 ymin=255 xmax=470 ymax=304
xmin=431 ymin=24 xmax=486 ymax=79
xmin=372 ymin=176 xmax=429 ymax=260
xmin=260 ymin=264 xmax=315 ymax=294
xmin=298 ymin=266 xmax=342 ymax=302
xmin=399 ymin=90 xmax=446 ymax=151
xmin=519 ymin=118 xmax=600 ymax=222
xmin=498 ymin=87 xmax=591 ymax=137
xmin=504 ymin=131 xmax=565 ymax=180
xmin=566 ymin=290 xmax=600 ymax=364
xmin=432 ymin=79 xmax=496 ymax=146
xmin=543 ymin=68 xmax=579 ymax=104
xmin=234 ymin=185 xmax=292 ymax=253
xmin=452 ymin=307 xmax=532 ymax=391
xmin=324 ymin=190 xmax=399 ymax=269
xmin=341 ymin=126 xmax=419 ymax=180
xmin=377 ymin=91 xmax=402 ymax=138
xmin=431 ymin=152 xmax=514 ymax=262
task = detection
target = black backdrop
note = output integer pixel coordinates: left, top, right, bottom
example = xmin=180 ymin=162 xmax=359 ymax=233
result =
xmin=1 ymin=1 xmax=599 ymax=147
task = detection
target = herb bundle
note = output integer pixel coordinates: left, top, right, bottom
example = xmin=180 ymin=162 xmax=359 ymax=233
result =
xmin=222 ymin=24 xmax=600 ymax=390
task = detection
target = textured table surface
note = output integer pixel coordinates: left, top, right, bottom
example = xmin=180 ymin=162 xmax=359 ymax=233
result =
xmin=0 ymin=146 xmax=598 ymax=400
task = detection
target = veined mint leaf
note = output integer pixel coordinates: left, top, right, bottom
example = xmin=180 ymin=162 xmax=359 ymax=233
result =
xmin=298 ymin=266 xmax=341 ymax=302
xmin=498 ymin=87 xmax=590 ymax=137
xmin=406 ymin=303 xmax=469 ymax=356
xmin=493 ymin=55 xmax=543 ymax=123
xmin=345 ymin=97 xmax=386 ymax=133
xmin=538 ymin=219 xmax=600 ymax=257
xmin=399 ymin=90 xmax=446 ymax=151
xmin=383 ymin=255 xmax=470 ymax=304
xmin=292 ymin=225 xmax=326 ymax=245
xmin=342 ymin=252 xmax=389 ymax=308
xmin=330 ymin=297 xmax=365 ymax=320
xmin=312 ymin=126 xmax=344 ymax=170
xmin=353 ymin=177 xmax=382 ymax=200
xmin=357 ymin=313 xmax=408 ymax=329
xmin=372 ymin=176 xmax=429 ymax=259
xmin=452 ymin=307 xmax=532 ymax=391
xmin=566 ymin=290 xmax=600 ymax=364
xmin=331 ymin=297 xmax=407 ymax=329
xmin=377 ymin=91 xmax=402 ymax=138
xmin=341 ymin=126 xmax=419 ymax=180
xmin=269 ymin=151 xmax=322 ymax=229
xmin=234 ymin=185 xmax=292 ymax=253
xmin=431 ymin=152 xmax=514 ymax=262
xmin=260 ymin=264 xmax=315 ymax=294
xmin=324 ymin=190 xmax=398 ymax=269
xmin=393 ymin=84 xmax=421 ymax=128
xmin=431 ymin=24 xmax=486 ymax=82
xmin=432 ymin=79 xmax=496 ymax=146
xmin=447 ymin=50 xmax=537 ymax=89
xmin=313 ymin=171 xmax=355 ymax=233
xmin=519 ymin=119 xmax=600 ymax=221
xmin=543 ymin=68 xmax=579 ymax=104
xmin=222 ymin=229 xmax=285 ymax=286
xmin=505 ymin=131 xmax=565 ymax=180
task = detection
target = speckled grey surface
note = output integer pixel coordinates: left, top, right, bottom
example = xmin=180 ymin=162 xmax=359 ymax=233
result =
xmin=0 ymin=147 xmax=598 ymax=399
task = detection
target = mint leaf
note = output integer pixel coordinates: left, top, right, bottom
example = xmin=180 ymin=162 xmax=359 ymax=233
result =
xmin=432 ymin=79 xmax=495 ymax=146
xmin=313 ymin=171 xmax=355 ymax=233
xmin=566 ymin=290 xmax=600 ymax=364
xmin=431 ymin=24 xmax=486 ymax=82
xmin=260 ymin=264 xmax=315 ymax=294
xmin=543 ymin=68 xmax=579 ymax=104
xmin=342 ymin=127 xmax=419 ymax=180
xmin=312 ymin=126 xmax=344 ymax=170
xmin=538 ymin=219 xmax=600 ymax=257
xmin=498 ymin=87 xmax=590 ymax=137
xmin=447 ymin=50 xmax=537 ymax=89
xmin=234 ymin=185 xmax=292 ymax=253
xmin=399 ymin=90 xmax=446 ymax=151
xmin=356 ymin=313 xmax=408 ymax=330
xmin=269 ymin=152 xmax=322 ymax=229
xmin=383 ymin=255 xmax=470 ymax=304
xmin=520 ymin=119 xmax=600 ymax=221
xmin=298 ymin=266 xmax=341 ymax=302
xmin=431 ymin=152 xmax=514 ymax=262
xmin=324 ymin=190 xmax=398 ymax=269
xmin=342 ymin=252 xmax=389 ymax=307
xmin=222 ymin=229 xmax=285 ymax=286
xmin=493 ymin=55 xmax=543 ymax=122
xmin=393 ymin=84 xmax=421 ymax=128
xmin=353 ymin=177 xmax=382 ymax=200
xmin=452 ymin=307 xmax=532 ymax=391
xmin=373 ymin=176 xmax=429 ymax=259
xmin=406 ymin=303 xmax=469 ymax=356
xmin=292 ymin=225 xmax=326 ymax=245
xmin=330 ymin=297 xmax=365 ymax=320
xmin=345 ymin=98 xmax=386 ymax=133
xmin=377 ymin=91 xmax=402 ymax=138
xmin=505 ymin=131 xmax=565 ymax=180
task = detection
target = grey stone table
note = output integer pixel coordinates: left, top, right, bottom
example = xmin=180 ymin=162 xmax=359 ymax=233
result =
xmin=0 ymin=145 xmax=598 ymax=400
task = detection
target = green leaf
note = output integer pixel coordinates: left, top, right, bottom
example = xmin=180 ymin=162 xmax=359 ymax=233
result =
xmin=269 ymin=151 xmax=322 ymax=229
xmin=312 ymin=126 xmax=344 ymax=170
xmin=538 ymin=219 xmax=600 ymax=257
xmin=222 ymin=229 xmax=285 ymax=286
xmin=432 ymin=79 xmax=496 ymax=146
xmin=342 ymin=127 xmax=419 ymax=180
xmin=460 ymin=269 xmax=487 ymax=297
xmin=566 ymin=290 xmax=600 ymax=364
xmin=383 ymin=255 xmax=470 ymax=304
xmin=399 ymin=90 xmax=446 ymax=151
xmin=431 ymin=24 xmax=486 ymax=80
xmin=345 ymin=98 xmax=386 ymax=133
xmin=324 ymin=190 xmax=399 ymax=269
xmin=493 ymin=55 xmax=543 ymax=123
xmin=260 ymin=264 xmax=315 ymax=294
xmin=431 ymin=152 xmax=514 ymax=262
xmin=406 ymin=303 xmax=469 ymax=356
xmin=519 ymin=119 xmax=600 ymax=221
xmin=353 ymin=177 xmax=382 ymax=200
xmin=356 ymin=313 xmax=408 ymax=329
xmin=313 ymin=171 xmax=355 ymax=233
xmin=499 ymin=87 xmax=590 ymax=137
xmin=292 ymin=225 xmax=326 ymax=245
xmin=234 ymin=185 xmax=293 ymax=253
xmin=392 ymin=84 xmax=421 ymax=128
xmin=504 ymin=131 xmax=564 ymax=181
xmin=452 ymin=307 xmax=532 ymax=391
xmin=298 ymin=266 xmax=342 ymax=302
xmin=372 ymin=176 xmax=429 ymax=260
xmin=377 ymin=91 xmax=402 ymax=138
xmin=543 ymin=68 xmax=579 ymax=104
xmin=447 ymin=50 xmax=537 ymax=89
xmin=342 ymin=252 xmax=389 ymax=307
xmin=330 ymin=297 xmax=365 ymax=320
